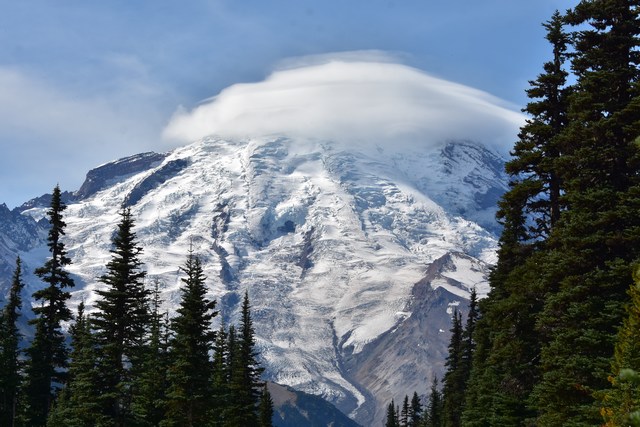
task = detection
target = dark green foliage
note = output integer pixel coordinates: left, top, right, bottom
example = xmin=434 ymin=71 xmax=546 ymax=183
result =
xmin=46 ymin=302 xmax=107 ymax=427
xmin=21 ymin=321 xmax=56 ymax=426
xmin=409 ymin=392 xmax=422 ymax=427
xmin=92 ymin=208 xmax=150 ymax=425
xmin=0 ymin=257 xmax=25 ymax=426
xmin=210 ymin=322 xmax=229 ymax=425
xmin=221 ymin=324 xmax=238 ymax=425
xmin=42 ymin=283 xmax=270 ymax=427
xmin=4 ymin=207 xmax=274 ymax=427
xmin=601 ymin=267 xmax=640 ymax=426
xmin=442 ymin=311 xmax=464 ymax=427
xmin=22 ymin=185 xmax=75 ymax=425
xmin=400 ymin=395 xmax=409 ymax=427
xmin=532 ymin=2 xmax=640 ymax=424
xmin=465 ymin=252 xmax=547 ymax=426
xmin=460 ymin=322 xmax=494 ymax=427
xmin=505 ymin=10 xmax=569 ymax=240
xmin=425 ymin=377 xmax=442 ymax=427
xmin=238 ymin=292 xmax=264 ymax=392
xmin=459 ymin=14 xmax=571 ymax=425
xmin=163 ymin=252 xmax=217 ymax=427
xmin=440 ymin=291 xmax=482 ymax=427
xmin=226 ymin=292 xmax=264 ymax=426
xmin=461 ymin=289 xmax=478 ymax=380
xmin=258 ymin=384 xmax=273 ymax=427
xmin=133 ymin=282 xmax=170 ymax=426
xmin=460 ymin=2 xmax=640 ymax=426
xmin=386 ymin=400 xmax=399 ymax=427
xmin=431 ymin=290 xmax=482 ymax=427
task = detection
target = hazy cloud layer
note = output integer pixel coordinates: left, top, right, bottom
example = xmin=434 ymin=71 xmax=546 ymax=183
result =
xmin=0 ymin=67 xmax=155 ymax=144
xmin=0 ymin=66 xmax=166 ymax=206
xmin=163 ymin=59 xmax=525 ymax=152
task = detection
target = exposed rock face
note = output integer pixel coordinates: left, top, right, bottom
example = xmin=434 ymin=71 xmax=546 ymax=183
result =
xmin=344 ymin=252 xmax=486 ymax=425
xmin=0 ymin=136 xmax=506 ymax=425
xmin=0 ymin=203 xmax=45 ymax=304
xmin=268 ymin=382 xmax=362 ymax=427
xmin=75 ymin=152 xmax=167 ymax=200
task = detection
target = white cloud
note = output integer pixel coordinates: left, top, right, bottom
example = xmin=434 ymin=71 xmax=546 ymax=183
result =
xmin=163 ymin=56 xmax=525 ymax=152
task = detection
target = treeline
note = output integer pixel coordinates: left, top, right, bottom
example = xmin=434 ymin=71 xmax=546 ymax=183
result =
xmin=388 ymin=1 xmax=640 ymax=426
xmin=384 ymin=291 xmax=478 ymax=427
xmin=0 ymin=186 xmax=273 ymax=427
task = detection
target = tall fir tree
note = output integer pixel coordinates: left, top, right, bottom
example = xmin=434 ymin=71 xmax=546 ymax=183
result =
xmin=46 ymin=302 xmax=106 ymax=427
xmin=408 ymin=391 xmax=422 ymax=427
xmin=226 ymin=292 xmax=263 ymax=426
xmin=504 ymin=9 xmax=570 ymax=241
xmin=460 ymin=288 xmax=478 ymax=392
xmin=22 ymin=185 xmax=75 ymax=426
xmin=533 ymin=1 xmax=640 ymax=424
xmin=385 ymin=400 xmax=399 ymax=427
xmin=222 ymin=324 xmax=238 ymax=426
xmin=163 ymin=251 xmax=217 ymax=427
xmin=258 ymin=384 xmax=273 ymax=427
xmin=400 ymin=395 xmax=409 ymax=427
xmin=92 ymin=208 xmax=150 ymax=426
xmin=461 ymin=11 xmax=571 ymax=426
xmin=425 ymin=377 xmax=442 ymax=427
xmin=440 ymin=289 xmax=481 ymax=427
xmin=442 ymin=310 xmax=464 ymax=427
xmin=211 ymin=321 xmax=229 ymax=426
xmin=0 ymin=257 xmax=25 ymax=427
xmin=132 ymin=281 xmax=170 ymax=426
xmin=459 ymin=318 xmax=495 ymax=427
xmin=462 ymin=2 xmax=640 ymax=425
xmin=601 ymin=265 xmax=640 ymax=425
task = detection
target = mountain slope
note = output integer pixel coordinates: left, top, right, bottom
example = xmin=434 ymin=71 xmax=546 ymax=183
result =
xmin=268 ymin=381 xmax=362 ymax=427
xmin=2 ymin=136 xmax=507 ymax=425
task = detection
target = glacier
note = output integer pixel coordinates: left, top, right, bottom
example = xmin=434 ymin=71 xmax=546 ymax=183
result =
xmin=0 ymin=135 xmax=508 ymax=426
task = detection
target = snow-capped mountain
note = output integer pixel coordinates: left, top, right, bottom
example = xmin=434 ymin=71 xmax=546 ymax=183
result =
xmin=0 ymin=136 xmax=507 ymax=426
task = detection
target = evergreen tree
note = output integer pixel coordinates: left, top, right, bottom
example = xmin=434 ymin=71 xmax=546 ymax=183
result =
xmin=226 ymin=292 xmax=263 ymax=426
xmin=220 ymin=324 xmax=239 ymax=426
xmin=425 ymin=377 xmax=442 ymax=427
xmin=449 ymin=286 xmax=479 ymax=425
xmin=92 ymin=208 xmax=150 ymax=426
xmin=534 ymin=2 xmax=640 ymax=424
xmin=210 ymin=322 xmax=229 ymax=426
xmin=22 ymin=185 xmax=75 ymax=425
xmin=461 ymin=288 xmax=478 ymax=379
xmin=460 ymin=11 xmax=571 ymax=426
xmin=601 ymin=265 xmax=640 ymax=426
xmin=474 ymin=253 xmax=549 ymax=426
xmin=459 ymin=322 xmax=495 ymax=427
xmin=385 ymin=400 xmax=399 ymax=427
xmin=163 ymin=251 xmax=217 ymax=427
xmin=408 ymin=391 xmax=422 ymax=427
xmin=132 ymin=281 xmax=170 ymax=426
xmin=46 ymin=302 xmax=106 ymax=427
xmin=462 ymin=2 xmax=640 ymax=425
xmin=442 ymin=310 xmax=463 ymax=427
xmin=400 ymin=395 xmax=409 ymax=427
xmin=258 ymin=384 xmax=273 ymax=427
xmin=504 ymin=9 xmax=570 ymax=240
xmin=0 ymin=257 xmax=25 ymax=427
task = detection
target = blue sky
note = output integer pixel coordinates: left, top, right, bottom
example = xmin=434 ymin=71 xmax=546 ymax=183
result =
xmin=0 ymin=1 xmax=577 ymax=208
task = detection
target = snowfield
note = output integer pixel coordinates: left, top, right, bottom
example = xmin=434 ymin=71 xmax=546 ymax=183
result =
xmin=7 ymin=135 xmax=507 ymax=426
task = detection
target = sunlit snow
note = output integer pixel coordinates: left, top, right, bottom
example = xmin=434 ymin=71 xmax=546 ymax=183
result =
xmin=18 ymin=135 xmax=507 ymax=423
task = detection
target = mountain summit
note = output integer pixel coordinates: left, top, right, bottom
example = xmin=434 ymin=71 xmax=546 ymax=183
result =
xmin=1 ymin=135 xmax=507 ymax=425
